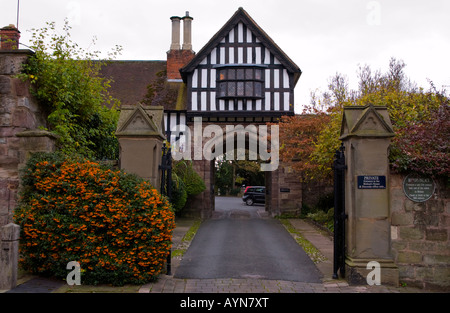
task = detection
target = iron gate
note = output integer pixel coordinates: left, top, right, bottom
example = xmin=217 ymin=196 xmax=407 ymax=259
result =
xmin=332 ymin=143 xmax=347 ymax=279
xmin=159 ymin=142 xmax=173 ymax=275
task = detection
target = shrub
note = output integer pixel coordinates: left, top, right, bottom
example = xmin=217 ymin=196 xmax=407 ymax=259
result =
xmin=307 ymin=208 xmax=334 ymax=232
xmin=390 ymin=104 xmax=449 ymax=177
xmin=173 ymin=160 xmax=206 ymax=197
xmin=14 ymin=152 xmax=175 ymax=286
xmin=18 ymin=21 xmax=121 ymax=160
xmin=170 ymin=172 xmax=187 ymax=213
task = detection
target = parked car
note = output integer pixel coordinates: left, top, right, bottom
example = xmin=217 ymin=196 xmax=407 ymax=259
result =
xmin=242 ymin=186 xmax=265 ymax=206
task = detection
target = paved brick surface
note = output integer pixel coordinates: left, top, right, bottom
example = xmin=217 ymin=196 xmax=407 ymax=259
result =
xmin=139 ymin=275 xmax=428 ymax=293
xmin=3 ymin=216 xmax=438 ymax=293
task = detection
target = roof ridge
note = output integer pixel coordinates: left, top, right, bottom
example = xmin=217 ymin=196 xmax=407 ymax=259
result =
xmin=180 ymin=7 xmax=301 ymax=82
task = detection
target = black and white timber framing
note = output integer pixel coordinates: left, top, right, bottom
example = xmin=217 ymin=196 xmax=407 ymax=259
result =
xmin=179 ymin=8 xmax=302 ymax=123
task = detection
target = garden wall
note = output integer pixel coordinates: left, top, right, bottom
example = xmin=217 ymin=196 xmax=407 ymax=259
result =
xmin=0 ymin=50 xmax=56 ymax=228
xmin=390 ymin=173 xmax=450 ymax=290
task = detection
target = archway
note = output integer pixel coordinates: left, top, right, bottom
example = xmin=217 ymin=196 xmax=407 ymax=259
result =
xmin=175 ymin=119 xmax=302 ymax=218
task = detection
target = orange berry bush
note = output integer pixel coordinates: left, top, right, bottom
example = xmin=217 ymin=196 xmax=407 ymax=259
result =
xmin=14 ymin=152 xmax=175 ymax=285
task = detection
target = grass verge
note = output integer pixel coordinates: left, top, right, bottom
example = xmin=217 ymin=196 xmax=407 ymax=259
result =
xmin=172 ymin=219 xmax=202 ymax=258
xmin=279 ymin=219 xmax=327 ymax=264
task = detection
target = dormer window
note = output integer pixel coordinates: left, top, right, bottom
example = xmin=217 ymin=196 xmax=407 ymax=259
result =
xmin=216 ymin=65 xmax=265 ymax=99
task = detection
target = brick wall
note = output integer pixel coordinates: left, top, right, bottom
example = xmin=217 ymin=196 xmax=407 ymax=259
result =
xmin=0 ymin=25 xmax=20 ymax=50
xmin=166 ymin=50 xmax=195 ymax=80
xmin=390 ymin=173 xmax=450 ymax=290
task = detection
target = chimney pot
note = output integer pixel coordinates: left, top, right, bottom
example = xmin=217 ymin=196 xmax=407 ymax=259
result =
xmin=182 ymin=13 xmax=193 ymax=51
xmin=170 ymin=16 xmax=181 ymax=50
xmin=167 ymin=13 xmax=195 ymax=80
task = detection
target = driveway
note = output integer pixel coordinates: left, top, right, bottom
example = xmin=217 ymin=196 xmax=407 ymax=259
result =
xmin=174 ymin=196 xmax=322 ymax=282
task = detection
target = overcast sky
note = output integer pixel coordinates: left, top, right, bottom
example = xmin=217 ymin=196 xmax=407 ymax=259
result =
xmin=2 ymin=0 xmax=449 ymax=112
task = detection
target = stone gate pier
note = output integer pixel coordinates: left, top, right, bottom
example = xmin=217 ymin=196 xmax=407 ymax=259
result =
xmin=340 ymin=104 xmax=399 ymax=285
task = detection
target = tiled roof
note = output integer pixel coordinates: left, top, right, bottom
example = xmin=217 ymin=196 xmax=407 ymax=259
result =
xmin=99 ymin=60 xmax=164 ymax=106
xmin=99 ymin=60 xmax=187 ymax=111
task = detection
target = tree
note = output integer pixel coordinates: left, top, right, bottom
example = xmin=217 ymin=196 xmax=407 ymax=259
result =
xmin=310 ymin=58 xmax=449 ymax=178
xmin=19 ymin=20 xmax=122 ymax=159
xmin=215 ymin=157 xmax=265 ymax=195
xmin=215 ymin=159 xmax=233 ymax=194
xmin=235 ymin=160 xmax=265 ymax=186
xmin=276 ymin=112 xmax=330 ymax=182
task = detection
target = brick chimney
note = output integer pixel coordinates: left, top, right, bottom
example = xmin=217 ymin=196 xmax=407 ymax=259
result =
xmin=167 ymin=12 xmax=195 ymax=81
xmin=0 ymin=25 xmax=20 ymax=50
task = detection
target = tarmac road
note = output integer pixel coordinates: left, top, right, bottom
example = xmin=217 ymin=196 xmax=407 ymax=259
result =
xmin=174 ymin=196 xmax=322 ymax=282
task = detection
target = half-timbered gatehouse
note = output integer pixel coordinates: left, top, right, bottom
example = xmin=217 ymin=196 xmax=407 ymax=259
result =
xmin=102 ymin=8 xmax=303 ymax=217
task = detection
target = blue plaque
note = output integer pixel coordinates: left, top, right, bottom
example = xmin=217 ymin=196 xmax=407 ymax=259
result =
xmin=357 ymin=175 xmax=386 ymax=189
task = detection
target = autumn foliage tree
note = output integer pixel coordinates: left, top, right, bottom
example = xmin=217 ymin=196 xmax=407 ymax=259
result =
xmin=307 ymin=58 xmax=449 ymax=179
xmin=276 ymin=112 xmax=330 ymax=182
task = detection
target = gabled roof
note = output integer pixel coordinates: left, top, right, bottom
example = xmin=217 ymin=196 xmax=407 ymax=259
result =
xmin=180 ymin=7 xmax=302 ymax=84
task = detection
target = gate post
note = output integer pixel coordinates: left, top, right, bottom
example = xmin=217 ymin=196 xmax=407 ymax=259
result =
xmin=0 ymin=223 xmax=20 ymax=290
xmin=115 ymin=104 xmax=166 ymax=190
xmin=339 ymin=104 xmax=399 ymax=286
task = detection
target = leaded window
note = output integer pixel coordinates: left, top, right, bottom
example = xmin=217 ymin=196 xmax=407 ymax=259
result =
xmin=216 ymin=66 xmax=264 ymax=99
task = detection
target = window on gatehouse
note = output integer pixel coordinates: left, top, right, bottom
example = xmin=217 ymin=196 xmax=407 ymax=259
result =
xmin=216 ymin=65 xmax=265 ymax=99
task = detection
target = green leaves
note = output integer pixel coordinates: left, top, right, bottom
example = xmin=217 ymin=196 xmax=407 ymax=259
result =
xmin=390 ymin=105 xmax=449 ymax=177
xmin=15 ymin=152 xmax=175 ymax=285
xmin=307 ymin=58 xmax=449 ymax=179
xmin=19 ymin=20 xmax=122 ymax=159
xmin=173 ymin=160 xmax=206 ymax=197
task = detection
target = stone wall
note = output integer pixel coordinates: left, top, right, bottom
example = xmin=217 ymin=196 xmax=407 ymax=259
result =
xmin=0 ymin=50 xmax=52 ymax=227
xmin=272 ymin=163 xmax=303 ymax=215
xmin=390 ymin=173 xmax=450 ymax=290
xmin=301 ymin=179 xmax=333 ymax=210
xmin=0 ymin=49 xmax=58 ymax=289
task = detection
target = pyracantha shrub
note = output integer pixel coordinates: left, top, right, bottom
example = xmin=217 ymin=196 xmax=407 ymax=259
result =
xmin=14 ymin=152 xmax=175 ymax=286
